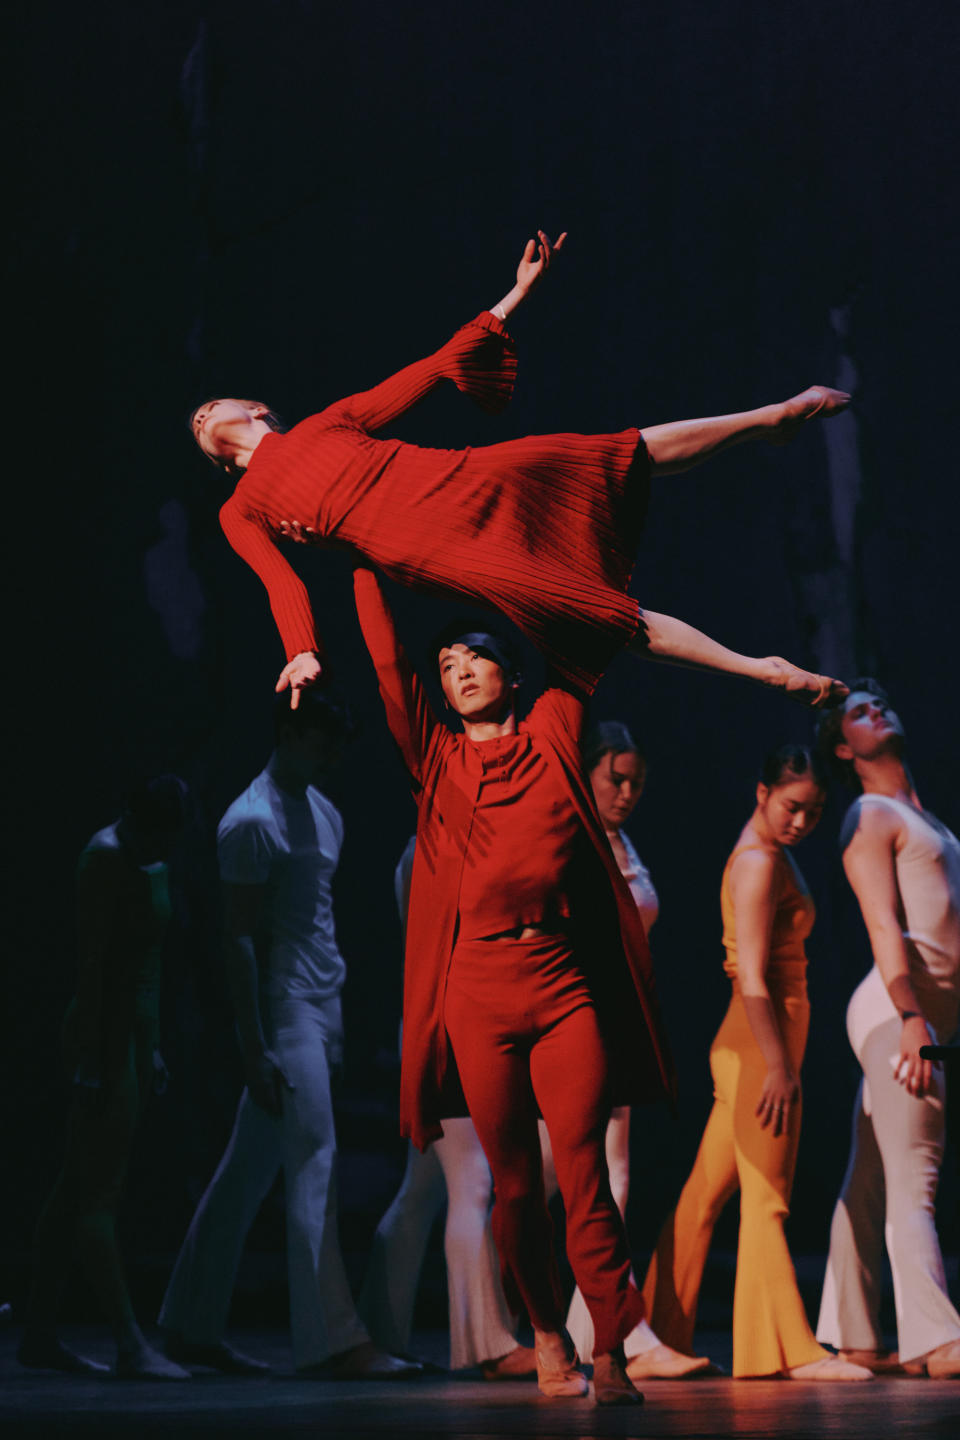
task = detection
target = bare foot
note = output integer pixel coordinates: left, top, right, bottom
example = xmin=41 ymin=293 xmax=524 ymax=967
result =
xmin=302 ymin=1341 xmax=424 ymax=1380
xmin=913 ymin=1339 xmax=960 ymax=1378
xmin=763 ymin=656 xmax=848 ymax=710
xmin=625 ymin=1343 xmax=716 ymax=1379
xmin=481 ymin=1343 xmax=537 ymax=1380
xmin=839 ymin=1348 xmax=903 ymax=1374
xmin=115 ymin=1343 xmax=191 ymax=1380
xmin=770 ymin=386 xmax=852 ymax=445
xmin=18 ymin=1330 xmax=110 ymax=1375
xmin=787 ymin=1356 xmax=873 ymax=1381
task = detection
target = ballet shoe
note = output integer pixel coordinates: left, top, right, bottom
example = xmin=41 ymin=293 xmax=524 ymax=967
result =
xmin=838 ymin=1348 xmax=903 ymax=1374
xmin=769 ymin=385 xmax=852 ymax=445
xmin=534 ymin=1330 xmax=588 ymax=1398
xmin=625 ymin=1343 xmax=717 ymax=1379
xmin=764 ymin=657 xmax=849 ymax=711
xmin=592 ymin=1349 xmax=644 ymax=1405
xmin=905 ymin=1339 xmax=960 ymax=1378
xmin=115 ymin=1343 xmax=191 ymax=1380
xmin=18 ymin=1330 xmax=110 ymax=1375
xmin=481 ymin=1343 xmax=537 ymax=1379
xmin=786 ymin=1355 xmax=874 ymax=1381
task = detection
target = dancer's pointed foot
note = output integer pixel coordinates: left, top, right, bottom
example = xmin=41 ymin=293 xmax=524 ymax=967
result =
xmin=625 ymin=1343 xmax=716 ymax=1379
xmin=770 ymin=386 xmax=852 ymax=445
xmin=786 ymin=1356 xmax=873 ymax=1381
xmin=534 ymin=1329 xmax=588 ymax=1398
xmin=763 ymin=657 xmax=848 ymax=710
xmin=18 ymin=1330 xmax=110 ymax=1375
xmin=481 ymin=1343 xmax=537 ymax=1380
xmin=593 ymin=1348 xmax=644 ymax=1405
xmin=906 ymin=1339 xmax=960 ymax=1378
xmin=115 ymin=1343 xmax=191 ymax=1380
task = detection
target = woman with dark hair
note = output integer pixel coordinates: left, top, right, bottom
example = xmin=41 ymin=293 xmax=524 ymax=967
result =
xmin=193 ymin=231 xmax=849 ymax=709
xmin=18 ymin=778 xmax=191 ymax=1379
xmin=640 ymin=748 xmax=873 ymax=1380
xmin=556 ymin=723 xmax=713 ymax=1378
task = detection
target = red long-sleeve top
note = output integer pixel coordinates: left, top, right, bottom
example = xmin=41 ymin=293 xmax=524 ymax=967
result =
xmin=352 ymin=565 xmax=674 ymax=1150
xmin=220 ymin=313 xmax=649 ymax=695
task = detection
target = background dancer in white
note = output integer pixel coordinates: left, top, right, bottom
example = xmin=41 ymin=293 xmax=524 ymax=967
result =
xmin=815 ymin=681 xmax=960 ymax=1379
xmin=159 ymin=693 xmax=420 ymax=1379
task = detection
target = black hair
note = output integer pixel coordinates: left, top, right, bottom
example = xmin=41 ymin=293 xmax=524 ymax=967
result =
xmin=273 ymin=689 xmax=356 ymax=745
xmin=815 ymin=677 xmax=894 ymax=790
xmin=123 ymin=774 xmax=189 ymax=833
xmin=582 ymin=721 xmax=645 ymax=774
xmin=430 ymin=616 xmax=522 ymax=684
xmin=759 ymin=743 xmax=827 ymax=791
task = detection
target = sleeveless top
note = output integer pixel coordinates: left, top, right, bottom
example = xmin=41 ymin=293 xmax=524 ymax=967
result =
xmin=615 ymin=828 xmax=659 ymax=938
xmin=720 ymin=842 xmax=815 ymax=983
xmin=846 ymin=793 xmax=960 ymax=1050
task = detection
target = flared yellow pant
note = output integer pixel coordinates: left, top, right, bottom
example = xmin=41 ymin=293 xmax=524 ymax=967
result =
xmin=641 ymin=978 xmax=826 ymax=1376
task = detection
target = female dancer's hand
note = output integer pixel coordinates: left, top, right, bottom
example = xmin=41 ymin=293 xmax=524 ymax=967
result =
xmin=492 ymin=230 xmax=567 ymax=320
xmin=895 ymin=1014 xmax=936 ymax=1099
xmin=516 ymin=229 xmax=567 ymax=296
xmin=756 ymin=1064 xmax=799 ymax=1137
xmin=276 ymin=651 xmax=322 ymax=708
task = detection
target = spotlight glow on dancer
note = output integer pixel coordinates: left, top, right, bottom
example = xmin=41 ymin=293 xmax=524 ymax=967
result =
xmin=191 ymin=232 xmax=849 ymax=709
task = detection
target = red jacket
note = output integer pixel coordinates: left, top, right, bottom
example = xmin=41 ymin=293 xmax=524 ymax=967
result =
xmin=353 ymin=567 xmax=675 ymax=1150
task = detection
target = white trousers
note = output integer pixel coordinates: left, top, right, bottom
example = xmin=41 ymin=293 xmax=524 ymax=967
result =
xmin=159 ymin=993 xmax=368 ymax=1368
xmin=358 ymin=1116 xmax=518 ymax=1368
xmin=816 ymin=1014 xmax=960 ymax=1363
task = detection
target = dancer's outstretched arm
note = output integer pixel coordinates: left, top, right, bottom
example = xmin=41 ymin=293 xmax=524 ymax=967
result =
xmin=630 ymin=610 xmax=847 ymax=708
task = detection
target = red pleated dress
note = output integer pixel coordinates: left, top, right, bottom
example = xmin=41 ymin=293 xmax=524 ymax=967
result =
xmin=219 ymin=311 xmax=649 ymax=695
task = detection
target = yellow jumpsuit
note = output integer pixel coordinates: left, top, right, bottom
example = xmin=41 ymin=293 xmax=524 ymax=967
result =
xmin=640 ymin=843 xmax=828 ymax=1376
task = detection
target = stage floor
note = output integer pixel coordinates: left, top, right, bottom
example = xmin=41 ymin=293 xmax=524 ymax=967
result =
xmin=2 ymin=1327 xmax=958 ymax=1439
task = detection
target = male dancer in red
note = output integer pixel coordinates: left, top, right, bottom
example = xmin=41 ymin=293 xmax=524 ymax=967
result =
xmin=352 ymin=565 xmax=673 ymax=1405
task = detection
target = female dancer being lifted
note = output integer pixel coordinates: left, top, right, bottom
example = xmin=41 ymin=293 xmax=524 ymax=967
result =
xmin=192 ymin=231 xmax=849 ymax=706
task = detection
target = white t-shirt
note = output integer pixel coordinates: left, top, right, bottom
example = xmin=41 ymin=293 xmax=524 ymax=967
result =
xmin=218 ymin=769 xmax=347 ymax=1000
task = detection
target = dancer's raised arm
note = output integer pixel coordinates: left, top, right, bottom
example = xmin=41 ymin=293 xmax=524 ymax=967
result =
xmin=489 ymin=228 xmax=567 ymax=321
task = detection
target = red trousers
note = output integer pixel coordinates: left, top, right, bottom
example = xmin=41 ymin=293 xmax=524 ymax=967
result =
xmin=444 ymin=934 xmax=644 ymax=1356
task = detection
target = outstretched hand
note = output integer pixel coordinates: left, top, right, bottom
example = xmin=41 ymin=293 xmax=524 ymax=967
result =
xmin=276 ymin=651 xmax=323 ymax=709
xmin=516 ymin=229 xmax=567 ymax=296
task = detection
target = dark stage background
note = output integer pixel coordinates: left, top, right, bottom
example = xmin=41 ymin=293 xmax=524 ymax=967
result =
xmin=5 ymin=0 xmax=959 ymax=1325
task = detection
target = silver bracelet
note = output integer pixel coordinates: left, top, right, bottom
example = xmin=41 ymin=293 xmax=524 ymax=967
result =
xmin=491 ymin=302 xmax=507 ymax=322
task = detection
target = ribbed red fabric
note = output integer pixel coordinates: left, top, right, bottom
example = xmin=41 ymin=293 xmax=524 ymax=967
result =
xmin=220 ymin=311 xmax=648 ymax=694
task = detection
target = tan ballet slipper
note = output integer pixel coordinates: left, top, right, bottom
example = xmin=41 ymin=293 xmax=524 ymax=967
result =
xmin=592 ymin=1349 xmax=643 ymax=1405
xmin=786 ymin=1355 xmax=874 ymax=1381
xmin=534 ymin=1330 xmax=588 ymax=1399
